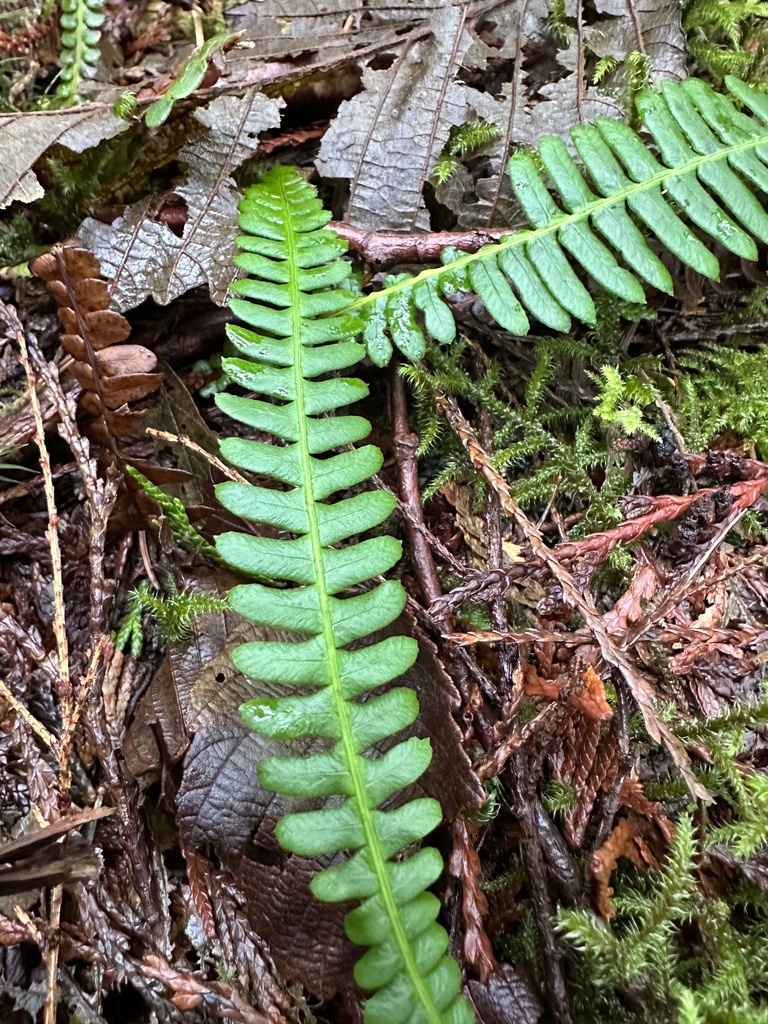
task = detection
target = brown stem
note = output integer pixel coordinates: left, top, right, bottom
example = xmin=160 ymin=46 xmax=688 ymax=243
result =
xmin=331 ymin=222 xmax=509 ymax=265
xmin=507 ymin=754 xmax=573 ymax=1024
xmin=389 ymin=364 xmax=443 ymax=607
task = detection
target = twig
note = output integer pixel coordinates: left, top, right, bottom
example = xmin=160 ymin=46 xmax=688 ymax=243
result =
xmin=144 ymin=427 xmax=249 ymax=483
xmin=389 ymin=365 xmax=443 ymax=606
xmin=507 ymin=752 xmax=573 ymax=1024
xmin=0 ymin=678 xmax=55 ymax=748
xmin=57 ymin=636 xmax=111 ymax=778
xmin=28 ymin=353 xmax=120 ymax=637
xmin=627 ymin=0 xmax=647 ymax=53
xmin=436 ymin=391 xmax=709 ymax=800
xmin=45 ymin=886 xmax=63 ymax=1024
xmin=4 ymin=306 xmax=72 ymax=760
xmin=330 ymin=222 xmax=508 ymax=265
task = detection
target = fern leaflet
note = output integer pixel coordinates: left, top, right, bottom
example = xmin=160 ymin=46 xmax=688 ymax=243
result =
xmin=215 ymin=168 xmax=473 ymax=1024
xmin=351 ymin=76 xmax=768 ymax=365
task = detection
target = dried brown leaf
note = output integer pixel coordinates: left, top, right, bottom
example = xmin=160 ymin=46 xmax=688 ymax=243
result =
xmin=590 ymin=814 xmax=661 ymax=918
xmin=227 ymin=0 xmax=443 ymax=60
xmin=586 ymin=0 xmax=687 ymax=83
xmin=603 ymin=564 xmax=658 ymax=632
xmin=317 ymin=5 xmax=476 ymax=231
xmin=30 ymin=241 xmax=161 ymax=436
xmin=524 ymin=664 xmax=613 ymax=722
xmin=0 ymin=105 xmax=128 ymax=210
xmin=467 ymin=963 xmax=544 ymax=1024
xmin=80 ymin=89 xmax=282 ymax=309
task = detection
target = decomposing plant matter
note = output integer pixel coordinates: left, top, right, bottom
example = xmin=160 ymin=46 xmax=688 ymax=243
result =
xmin=30 ymin=241 xmax=162 ymax=440
xmin=8 ymin=7 xmax=768 ymax=1023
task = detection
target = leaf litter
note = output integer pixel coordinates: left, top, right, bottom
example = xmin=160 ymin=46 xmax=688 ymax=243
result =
xmin=1 ymin=2 xmax=768 ymax=1024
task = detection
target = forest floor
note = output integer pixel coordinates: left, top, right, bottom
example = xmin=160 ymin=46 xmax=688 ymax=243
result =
xmin=2 ymin=2 xmax=768 ymax=1024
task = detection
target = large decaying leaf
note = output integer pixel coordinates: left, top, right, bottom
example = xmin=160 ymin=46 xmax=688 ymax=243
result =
xmin=585 ymin=0 xmax=687 ymax=83
xmin=316 ymin=3 xmax=475 ymax=231
xmin=79 ymin=89 xmax=282 ymax=309
xmin=0 ymin=104 xmax=128 ymax=209
xmin=226 ymin=0 xmax=444 ymax=59
xmin=435 ymin=0 xmax=686 ymax=228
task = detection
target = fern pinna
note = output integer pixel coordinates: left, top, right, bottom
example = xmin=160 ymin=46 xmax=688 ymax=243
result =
xmin=214 ymin=168 xmax=473 ymax=1024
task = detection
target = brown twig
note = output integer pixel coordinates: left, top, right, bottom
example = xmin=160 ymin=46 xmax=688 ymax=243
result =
xmin=436 ymin=391 xmax=709 ymax=800
xmin=0 ymin=678 xmax=55 ymax=748
xmin=330 ymin=222 xmax=509 ymax=265
xmin=389 ymin=365 xmax=443 ymax=606
xmin=144 ymin=427 xmax=249 ymax=483
xmin=5 ymin=307 xmax=73 ymax=771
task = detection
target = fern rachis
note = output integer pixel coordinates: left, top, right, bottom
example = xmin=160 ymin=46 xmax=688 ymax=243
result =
xmin=215 ymin=168 xmax=473 ymax=1024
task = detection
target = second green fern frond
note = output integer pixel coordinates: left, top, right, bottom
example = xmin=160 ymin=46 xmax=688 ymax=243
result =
xmin=215 ymin=167 xmax=473 ymax=1024
xmin=355 ymin=76 xmax=768 ymax=365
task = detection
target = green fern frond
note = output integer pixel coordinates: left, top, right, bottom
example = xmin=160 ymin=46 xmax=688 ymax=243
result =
xmin=353 ymin=77 xmax=768 ymax=365
xmin=214 ymin=168 xmax=473 ymax=1024
xmin=56 ymin=0 xmax=105 ymax=106
xmin=112 ymin=91 xmax=138 ymax=120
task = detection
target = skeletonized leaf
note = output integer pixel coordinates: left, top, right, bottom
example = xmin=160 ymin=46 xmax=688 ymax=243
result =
xmin=316 ymin=4 xmax=474 ymax=231
xmin=0 ymin=104 xmax=128 ymax=209
xmin=586 ymin=0 xmax=687 ymax=83
xmin=226 ymin=0 xmax=444 ymax=59
xmin=79 ymin=89 xmax=282 ymax=309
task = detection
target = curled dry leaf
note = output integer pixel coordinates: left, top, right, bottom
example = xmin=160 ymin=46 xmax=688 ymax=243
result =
xmin=524 ymin=663 xmax=613 ymax=722
xmin=467 ymin=962 xmax=544 ymax=1024
xmin=591 ymin=813 xmax=664 ymax=918
xmin=30 ymin=241 xmax=162 ymax=439
xmin=0 ymin=105 xmax=128 ymax=209
xmin=621 ymin=777 xmax=676 ymax=843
